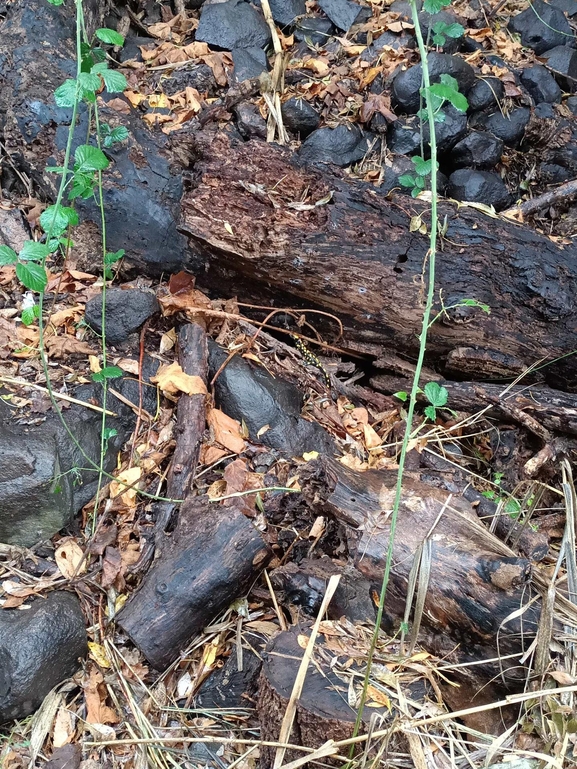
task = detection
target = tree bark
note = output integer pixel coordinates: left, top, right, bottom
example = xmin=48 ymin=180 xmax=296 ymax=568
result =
xmin=117 ymin=497 xmax=271 ymax=670
xmin=297 ymin=457 xmax=542 ymax=686
xmin=180 ymin=132 xmax=577 ymax=391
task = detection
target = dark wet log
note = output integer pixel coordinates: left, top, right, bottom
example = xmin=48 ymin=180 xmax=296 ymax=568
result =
xmin=117 ymin=497 xmax=271 ymax=669
xmin=180 ymin=133 xmax=577 ymax=390
xmin=257 ymin=624 xmax=392 ymax=767
xmin=297 ymin=457 xmax=541 ymax=686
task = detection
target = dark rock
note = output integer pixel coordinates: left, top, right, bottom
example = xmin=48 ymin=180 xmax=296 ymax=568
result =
xmin=360 ymin=29 xmax=414 ymax=62
xmin=417 ymin=9 xmax=465 ymax=54
xmin=567 ymin=95 xmax=577 ymax=114
xmin=550 ymin=0 xmax=577 ymax=16
xmin=231 ymin=47 xmax=269 ymax=83
xmin=540 ymin=46 xmax=577 ymax=89
xmin=294 ymin=16 xmax=334 ymax=46
xmin=508 ymin=0 xmax=574 ymax=55
xmin=195 ymin=644 xmax=262 ymax=708
xmin=84 ymin=287 xmax=159 ymax=345
xmin=392 ymin=52 xmax=476 ymax=113
xmin=281 ymin=97 xmax=320 ymax=137
xmin=208 ymin=340 xmax=334 ymax=456
xmin=234 ymin=101 xmax=268 ymax=139
xmin=317 ymin=0 xmax=362 ymax=32
xmin=388 ymin=0 xmax=422 ymax=19
xmin=539 ymin=162 xmax=573 ymax=183
xmin=0 ymin=592 xmax=87 ymax=723
xmin=520 ymin=64 xmax=562 ymax=103
xmin=44 ymin=745 xmax=82 ymax=769
xmin=448 ymin=169 xmax=511 ymax=210
xmin=118 ymin=36 xmax=154 ymax=64
xmin=267 ymin=0 xmax=306 ymax=27
xmin=450 ymin=131 xmax=504 ymax=169
xmin=477 ymin=107 xmax=530 ymax=147
xmin=298 ymin=124 xmax=375 ymax=167
xmin=533 ymin=102 xmax=557 ymax=119
xmin=388 ymin=107 xmax=467 ymax=156
xmin=196 ymin=0 xmax=271 ymax=50
xmin=161 ymin=63 xmax=218 ymax=97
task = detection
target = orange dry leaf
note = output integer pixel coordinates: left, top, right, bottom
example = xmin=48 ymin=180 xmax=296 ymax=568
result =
xmin=207 ymin=408 xmax=246 ymax=454
xmin=363 ymin=422 xmax=382 ymax=449
xmin=301 ymin=57 xmax=330 ymax=77
xmin=45 ymin=335 xmax=95 ymax=358
xmin=151 ymin=362 xmax=207 ymax=396
xmin=55 ymin=537 xmax=86 ymax=579
xmin=110 ymin=466 xmax=141 ymax=505
xmin=84 ymin=665 xmax=120 ymax=724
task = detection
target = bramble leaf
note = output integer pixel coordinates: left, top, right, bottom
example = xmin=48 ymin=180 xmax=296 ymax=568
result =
xmin=54 ymin=79 xmax=79 ymax=108
xmin=74 ymin=144 xmax=109 ymax=172
xmin=19 ymin=242 xmax=52 ymax=261
xmin=424 ymin=381 xmax=448 ymax=408
xmin=16 ymin=262 xmax=48 ymax=292
xmin=95 ymin=28 xmax=125 ymax=46
xmin=0 ymin=246 xmax=18 ymax=265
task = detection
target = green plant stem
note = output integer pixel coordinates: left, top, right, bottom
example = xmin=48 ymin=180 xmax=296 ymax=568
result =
xmin=349 ymin=0 xmax=440 ymax=753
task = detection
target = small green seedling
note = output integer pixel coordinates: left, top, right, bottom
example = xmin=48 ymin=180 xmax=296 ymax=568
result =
xmin=399 ymin=155 xmax=437 ymax=198
xmin=431 ymin=20 xmax=465 ymax=47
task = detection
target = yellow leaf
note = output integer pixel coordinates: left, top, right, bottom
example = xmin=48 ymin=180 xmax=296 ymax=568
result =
xmin=89 ymin=355 xmax=101 ymax=374
xmin=88 ymin=642 xmax=111 ymax=669
xmin=110 ymin=466 xmax=141 ymax=504
xmin=151 ymin=362 xmax=208 ymax=396
xmin=302 ymin=451 xmax=319 ymax=461
xmin=207 ymin=408 xmax=245 ymax=454
xmin=363 ymin=423 xmax=381 ymax=449
xmin=55 ymin=537 xmax=86 ymax=579
xmin=366 ymin=685 xmax=391 ymax=709
xmin=224 ymin=221 xmax=234 ymax=235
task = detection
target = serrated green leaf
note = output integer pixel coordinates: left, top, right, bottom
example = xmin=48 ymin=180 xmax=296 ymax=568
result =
xmin=19 ymin=242 xmax=52 ymax=261
xmin=100 ymin=68 xmax=128 ymax=94
xmin=433 ymin=21 xmax=465 ymax=39
xmin=412 ymin=156 xmax=432 ymax=176
xmin=103 ymin=126 xmax=129 ymax=147
xmin=429 ymin=82 xmax=468 ymax=112
xmin=54 ymin=79 xmax=79 ymax=108
xmin=39 ymin=204 xmax=78 ymax=237
xmin=423 ymin=0 xmax=450 ymax=13
xmin=459 ymin=298 xmax=491 ymax=313
xmin=394 ymin=391 xmax=408 ymax=402
xmin=74 ymin=144 xmax=109 ymax=172
xmin=505 ymin=498 xmax=521 ymax=516
xmin=21 ymin=304 xmax=40 ymax=326
xmin=45 ymin=166 xmax=65 ymax=174
xmin=424 ymin=381 xmax=448 ymax=408
xmin=398 ymin=174 xmax=416 ymax=188
xmin=78 ymin=72 xmax=101 ymax=93
xmin=0 ymin=245 xmax=18 ymax=265
xmin=16 ymin=262 xmax=47 ymax=292
xmin=46 ymin=0 xmax=65 ymax=5
xmin=95 ymin=28 xmax=125 ymax=46
xmin=424 ymin=405 xmax=437 ymax=421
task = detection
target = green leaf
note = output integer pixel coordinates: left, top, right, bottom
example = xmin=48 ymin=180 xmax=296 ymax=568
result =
xmin=99 ymin=68 xmax=128 ymax=94
xmin=429 ymin=82 xmax=468 ymax=112
xmin=398 ymin=174 xmax=416 ymax=188
xmin=92 ymin=365 xmax=124 ymax=383
xmin=424 ymin=381 xmax=448 ymax=408
xmin=74 ymin=144 xmax=109 ymax=172
xmin=54 ymin=79 xmax=79 ymax=108
xmin=39 ymin=205 xmax=78 ymax=236
xmin=423 ymin=0 xmax=451 ymax=12
xmin=433 ymin=21 xmax=465 ymax=39
xmin=432 ymin=32 xmax=447 ymax=46
xmin=95 ymin=28 xmax=125 ymax=46
xmin=103 ymin=125 xmax=129 ymax=148
xmin=458 ymin=298 xmax=491 ymax=314
xmin=45 ymin=166 xmax=65 ymax=174
xmin=46 ymin=0 xmax=65 ymax=5
xmin=0 ymin=245 xmax=18 ymax=265
xmin=21 ymin=304 xmax=40 ymax=326
xmin=412 ymin=156 xmax=432 ymax=177
xmin=394 ymin=391 xmax=408 ymax=402
xmin=103 ymin=427 xmax=119 ymax=440
xmin=411 ymin=188 xmax=421 ymax=198
xmin=19 ymin=242 xmax=52 ymax=261
xmin=424 ymin=405 xmax=437 ymax=421
xmin=104 ymin=248 xmax=125 ymax=265
xmin=481 ymin=490 xmax=497 ymax=500
xmin=505 ymin=498 xmax=521 ymax=516
xmin=16 ymin=262 xmax=47 ymax=292
xmin=78 ymin=72 xmax=101 ymax=94
xmin=415 ymin=176 xmax=426 ymax=189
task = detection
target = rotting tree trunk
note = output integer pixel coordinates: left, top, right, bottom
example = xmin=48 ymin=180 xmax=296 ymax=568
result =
xmin=180 ymin=133 xmax=577 ymax=391
xmin=297 ymin=457 xmax=542 ymax=687
xmin=117 ymin=497 xmax=271 ymax=670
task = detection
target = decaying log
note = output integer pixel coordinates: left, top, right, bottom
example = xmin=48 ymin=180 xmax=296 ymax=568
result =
xmin=117 ymin=497 xmax=271 ymax=669
xmin=257 ymin=624 xmax=392 ymax=767
xmin=180 ymin=133 xmax=577 ymax=390
xmin=298 ymin=457 xmax=542 ymax=685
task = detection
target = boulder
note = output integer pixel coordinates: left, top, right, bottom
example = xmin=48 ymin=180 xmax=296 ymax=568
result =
xmin=508 ymin=0 xmax=574 ymax=55
xmin=448 ymin=169 xmax=511 ymax=211
xmin=84 ymin=287 xmax=159 ymax=345
xmin=196 ymin=0 xmax=271 ymax=50
xmin=392 ymin=52 xmax=476 ymax=113
xmin=298 ymin=124 xmax=376 ymax=167
xmin=281 ymin=97 xmax=321 ymax=137
xmin=520 ymin=64 xmax=562 ymax=103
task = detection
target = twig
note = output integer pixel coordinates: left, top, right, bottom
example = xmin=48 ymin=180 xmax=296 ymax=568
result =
xmin=0 ymin=375 xmax=117 ymax=416
xmin=503 ymin=178 xmax=577 ymax=218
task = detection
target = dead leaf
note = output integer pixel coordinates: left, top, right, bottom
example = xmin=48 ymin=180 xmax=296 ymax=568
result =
xmin=363 ymin=422 xmax=382 ymax=449
xmin=151 ymin=362 xmax=207 ymax=396
xmin=110 ymin=466 xmax=141 ymax=504
xmin=207 ymin=408 xmax=246 ymax=454
xmin=52 ymin=705 xmax=74 ymax=748
xmin=44 ymin=744 xmax=81 ymax=769
xmin=101 ymin=546 xmax=123 ymax=590
xmin=45 ymin=335 xmax=95 ymax=358
xmin=84 ymin=665 xmax=120 ymax=724
xmin=55 ymin=537 xmax=86 ymax=579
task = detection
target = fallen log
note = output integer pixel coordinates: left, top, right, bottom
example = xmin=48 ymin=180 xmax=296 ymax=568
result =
xmin=117 ymin=496 xmax=271 ymax=669
xmin=180 ymin=133 xmax=577 ymax=391
xmin=297 ymin=457 xmax=542 ymax=686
